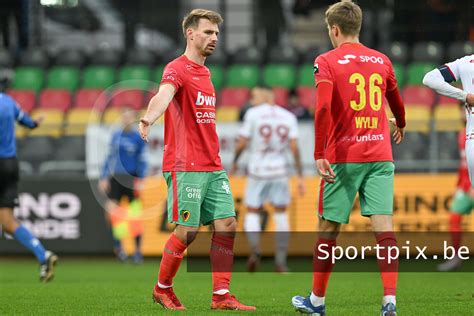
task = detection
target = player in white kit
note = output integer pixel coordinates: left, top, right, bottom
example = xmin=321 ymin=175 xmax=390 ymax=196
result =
xmin=423 ymin=55 xmax=474 ymax=183
xmin=230 ymin=86 xmax=305 ymax=272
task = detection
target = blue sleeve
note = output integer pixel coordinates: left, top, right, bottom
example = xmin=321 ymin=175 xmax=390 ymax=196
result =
xmin=13 ymin=100 xmax=37 ymax=129
xmin=100 ymin=133 xmax=115 ymax=179
xmin=437 ymin=65 xmax=456 ymax=83
xmin=136 ymin=135 xmax=148 ymax=178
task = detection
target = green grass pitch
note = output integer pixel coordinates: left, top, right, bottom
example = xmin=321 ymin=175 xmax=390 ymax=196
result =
xmin=0 ymin=258 xmax=472 ymax=315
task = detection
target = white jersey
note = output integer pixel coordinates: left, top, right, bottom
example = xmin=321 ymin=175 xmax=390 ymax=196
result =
xmin=239 ymin=103 xmax=298 ymax=178
xmin=445 ymin=55 xmax=474 ymax=136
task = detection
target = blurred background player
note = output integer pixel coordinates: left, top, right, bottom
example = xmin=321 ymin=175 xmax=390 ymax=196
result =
xmin=0 ymin=69 xmax=57 ymax=282
xmin=139 ymin=9 xmax=255 ymax=311
xmin=98 ymin=108 xmax=147 ymax=263
xmin=423 ymin=59 xmax=474 ymax=271
xmin=291 ymin=2 xmax=406 ymax=316
xmin=230 ymin=85 xmax=305 ymax=273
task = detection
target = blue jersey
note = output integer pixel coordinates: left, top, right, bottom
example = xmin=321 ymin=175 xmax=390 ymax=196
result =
xmin=0 ymin=93 xmax=37 ymax=158
xmin=101 ymin=128 xmax=148 ymax=179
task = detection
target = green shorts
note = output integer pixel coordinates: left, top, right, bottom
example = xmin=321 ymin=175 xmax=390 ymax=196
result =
xmin=163 ymin=170 xmax=236 ymax=227
xmin=318 ymin=162 xmax=395 ymax=224
xmin=451 ymin=190 xmax=474 ymax=215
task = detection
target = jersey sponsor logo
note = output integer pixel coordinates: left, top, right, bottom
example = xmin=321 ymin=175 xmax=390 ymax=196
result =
xmin=340 ymin=134 xmax=384 ymax=143
xmin=359 ymin=55 xmax=384 ymax=64
xmin=314 ymin=63 xmax=319 ymax=74
xmin=183 ymin=185 xmax=202 ymax=202
xmin=196 ymin=110 xmax=216 ymax=124
xmin=163 ymin=68 xmax=177 ymax=81
xmin=337 ymin=54 xmax=356 ymax=64
xmin=181 ymin=210 xmax=190 ymax=222
xmin=195 ymin=91 xmax=216 ymax=107
xmin=222 ymin=181 xmax=231 ymax=194
xmin=355 ymin=116 xmax=379 ymax=129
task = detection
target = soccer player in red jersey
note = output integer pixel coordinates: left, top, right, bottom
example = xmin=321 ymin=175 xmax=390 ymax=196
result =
xmin=138 ymin=9 xmax=255 ymax=311
xmin=291 ymin=2 xmax=406 ymax=316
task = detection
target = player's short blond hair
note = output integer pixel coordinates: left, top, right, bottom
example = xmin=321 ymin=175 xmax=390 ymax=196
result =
xmin=325 ymin=1 xmax=363 ymax=36
xmin=182 ymin=9 xmax=223 ymax=38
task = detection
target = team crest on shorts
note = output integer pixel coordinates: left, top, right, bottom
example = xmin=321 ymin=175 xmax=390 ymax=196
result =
xmin=181 ymin=210 xmax=190 ymax=222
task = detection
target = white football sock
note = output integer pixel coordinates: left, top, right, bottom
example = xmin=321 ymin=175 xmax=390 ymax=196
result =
xmin=273 ymin=212 xmax=289 ymax=267
xmin=310 ymin=292 xmax=325 ymax=306
xmin=383 ymin=295 xmax=396 ymax=305
xmin=244 ymin=212 xmax=261 ymax=254
xmin=157 ymin=281 xmax=172 ymax=289
xmin=213 ymin=289 xmax=229 ymax=295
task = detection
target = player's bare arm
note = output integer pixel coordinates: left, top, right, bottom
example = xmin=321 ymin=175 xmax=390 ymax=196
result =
xmin=385 ymin=87 xmax=406 ymax=145
xmin=290 ymin=139 xmax=305 ymax=196
xmin=139 ymin=83 xmax=176 ymax=142
xmin=229 ymin=136 xmax=249 ymax=175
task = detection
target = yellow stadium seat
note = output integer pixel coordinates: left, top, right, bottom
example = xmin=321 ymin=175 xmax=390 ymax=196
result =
xmin=216 ymin=108 xmax=239 ymax=123
xmin=29 ymin=109 xmax=64 ymax=137
xmin=16 ymin=126 xmax=28 ymax=139
xmin=102 ymin=108 xmax=122 ymax=125
xmin=65 ymin=109 xmax=100 ymax=135
xmin=433 ymin=105 xmax=463 ymax=132
xmin=404 ymin=106 xmax=431 ymax=133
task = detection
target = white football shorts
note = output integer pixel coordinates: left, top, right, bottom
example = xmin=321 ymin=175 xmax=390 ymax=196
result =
xmin=244 ymin=176 xmax=290 ymax=209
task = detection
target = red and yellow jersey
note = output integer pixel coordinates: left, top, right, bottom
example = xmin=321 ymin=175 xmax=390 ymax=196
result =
xmin=160 ymin=55 xmax=223 ymax=172
xmin=457 ymin=128 xmax=471 ymax=191
xmin=314 ymin=43 xmax=398 ymax=163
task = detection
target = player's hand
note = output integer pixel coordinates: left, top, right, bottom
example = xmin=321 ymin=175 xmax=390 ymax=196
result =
xmin=466 ymin=93 xmax=474 ymax=107
xmin=34 ymin=115 xmax=45 ymax=127
xmin=389 ymin=118 xmax=405 ymax=144
xmin=316 ymin=159 xmax=335 ymax=183
xmin=229 ymin=162 xmax=238 ymax=176
xmin=98 ymin=179 xmax=110 ymax=193
xmin=139 ymin=118 xmax=151 ymax=143
xmin=297 ymin=176 xmax=306 ymax=196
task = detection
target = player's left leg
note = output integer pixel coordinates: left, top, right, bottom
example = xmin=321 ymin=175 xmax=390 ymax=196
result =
xmin=202 ymin=170 xmax=255 ymax=311
xmin=270 ymin=177 xmax=291 ymax=272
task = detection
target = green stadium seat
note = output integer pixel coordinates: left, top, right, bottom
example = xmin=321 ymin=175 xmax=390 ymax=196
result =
xmin=406 ymin=62 xmax=436 ymax=86
xmin=393 ymin=63 xmax=405 ymax=88
xmin=208 ymin=65 xmax=224 ymax=90
xmin=298 ymin=64 xmax=315 ymax=87
xmin=13 ymin=67 xmax=44 ymax=92
xmin=47 ymin=67 xmax=80 ymax=91
xmin=118 ymin=66 xmax=151 ymax=89
xmin=263 ymin=64 xmax=296 ymax=88
xmin=82 ymin=66 xmax=115 ymax=89
xmin=226 ymin=64 xmax=259 ymax=88
xmin=152 ymin=65 xmax=165 ymax=84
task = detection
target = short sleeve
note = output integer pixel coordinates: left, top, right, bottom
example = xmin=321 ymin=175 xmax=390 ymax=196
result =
xmin=289 ymin=115 xmax=298 ymax=139
xmin=160 ymin=63 xmax=184 ymax=91
xmin=314 ymin=55 xmax=333 ymax=86
xmin=385 ymin=58 xmax=398 ymax=92
xmin=239 ymin=110 xmax=253 ymax=138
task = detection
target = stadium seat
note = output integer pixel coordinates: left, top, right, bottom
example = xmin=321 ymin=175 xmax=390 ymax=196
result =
xmin=206 ymin=48 xmax=227 ymax=65
xmin=13 ymin=67 xmax=44 ymax=92
xmin=47 ymin=67 xmax=80 ymax=91
xmin=75 ymin=89 xmax=107 ymax=110
xmin=39 ymin=89 xmax=72 ymax=111
xmin=18 ymin=48 xmax=49 ymax=68
xmin=263 ymin=64 xmax=296 ymax=88
xmin=296 ymin=87 xmax=316 ymax=109
xmin=18 ymin=136 xmax=56 ymax=164
xmin=118 ymin=66 xmax=151 ymax=89
xmin=226 ymin=65 xmax=259 ymax=88
xmin=109 ymin=89 xmax=145 ymax=110
xmin=447 ymin=41 xmax=474 ymax=61
xmin=406 ymin=62 xmax=436 ymax=86
xmin=82 ymin=66 xmax=115 ymax=89
xmin=124 ymin=48 xmax=156 ymax=65
xmin=218 ymin=88 xmax=250 ymax=108
xmin=208 ymin=65 xmax=225 ymax=91
xmin=54 ymin=136 xmax=86 ymax=161
xmin=29 ymin=109 xmax=64 ymax=137
xmin=152 ymin=65 xmax=165 ymax=85
xmin=392 ymin=132 xmax=429 ymax=161
xmin=437 ymin=132 xmax=459 ymax=160
xmin=298 ymin=64 xmax=315 ymax=87
xmin=232 ymin=47 xmax=264 ymax=64
xmin=437 ymin=95 xmax=459 ymax=107
xmin=8 ymin=90 xmax=36 ymax=112
xmin=433 ymin=105 xmax=463 ymax=132
xmin=412 ymin=42 xmax=444 ymax=63
xmin=378 ymin=41 xmax=408 ymax=64
xmin=267 ymin=46 xmax=299 ymax=64
xmin=393 ymin=63 xmax=405 ymax=87
xmin=89 ymin=48 xmax=122 ymax=66
xmin=404 ymin=106 xmax=431 ymax=133
xmin=102 ymin=108 xmax=123 ymax=125
xmin=300 ymin=44 xmax=332 ymax=64
xmin=0 ymin=49 xmax=13 ymax=67
xmin=216 ymin=108 xmax=239 ymax=122
xmin=65 ymin=109 xmax=100 ymax=136
xmin=273 ymin=87 xmax=289 ymax=106
xmin=402 ymin=85 xmax=435 ymax=108
xmin=53 ymin=49 xmax=85 ymax=67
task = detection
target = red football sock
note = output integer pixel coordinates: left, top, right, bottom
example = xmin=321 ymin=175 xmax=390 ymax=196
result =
xmin=449 ymin=213 xmax=462 ymax=252
xmin=210 ymin=232 xmax=235 ymax=293
xmin=375 ymin=232 xmax=398 ymax=296
xmin=158 ymin=233 xmax=187 ymax=287
xmin=312 ymin=238 xmax=336 ymax=297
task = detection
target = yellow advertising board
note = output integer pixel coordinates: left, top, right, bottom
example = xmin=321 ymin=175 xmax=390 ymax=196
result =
xmin=123 ymin=174 xmax=474 ymax=255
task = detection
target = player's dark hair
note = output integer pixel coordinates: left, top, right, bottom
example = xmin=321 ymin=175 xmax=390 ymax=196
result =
xmin=182 ymin=9 xmax=223 ymax=38
xmin=0 ymin=68 xmax=14 ymax=92
xmin=325 ymin=1 xmax=363 ymax=36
